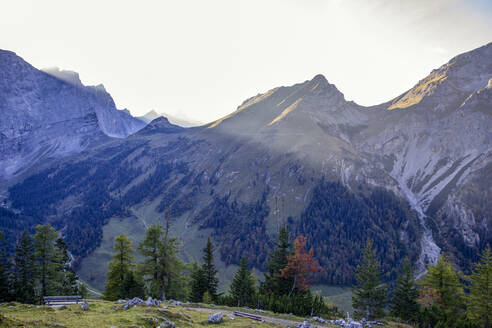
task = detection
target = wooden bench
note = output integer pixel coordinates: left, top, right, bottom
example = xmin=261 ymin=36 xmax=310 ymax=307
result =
xmin=44 ymin=296 xmax=82 ymax=306
xmin=233 ymin=311 xmax=263 ymax=321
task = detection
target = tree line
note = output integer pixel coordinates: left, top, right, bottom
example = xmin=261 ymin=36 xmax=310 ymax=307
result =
xmin=2 ymin=222 xmax=490 ymax=328
xmin=0 ymin=226 xmax=86 ymax=303
xmin=352 ymin=239 xmax=492 ymax=328
xmin=103 ymin=224 xmax=335 ymax=317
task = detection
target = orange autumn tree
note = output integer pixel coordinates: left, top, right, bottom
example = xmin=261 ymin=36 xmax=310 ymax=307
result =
xmin=280 ymin=234 xmax=321 ymax=296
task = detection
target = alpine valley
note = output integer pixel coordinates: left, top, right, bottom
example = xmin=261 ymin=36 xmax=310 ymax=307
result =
xmin=1 ymin=43 xmax=491 ymax=292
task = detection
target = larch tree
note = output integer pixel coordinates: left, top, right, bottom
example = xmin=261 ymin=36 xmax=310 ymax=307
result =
xmin=352 ymin=239 xmax=387 ymax=320
xmin=421 ymin=254 xmax=465 ymax=324
xmin=467 ymin=245 xmax=492 ymax=328
xmin=33 ymin=224 xmax=59 ymax=298
xmin=280 ymin=234 xmax=321 ymax=297
xmin=138 ymin=224 xmax=166 ymax=299
xmin=230 ymin=255 xmax=256 ymax=306
xmin=104 ymin=234 xmax=135 ymax=300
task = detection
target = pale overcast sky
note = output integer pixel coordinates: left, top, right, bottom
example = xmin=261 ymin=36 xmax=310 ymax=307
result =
xmin=1 ymin=0 xmax=491 ymax=123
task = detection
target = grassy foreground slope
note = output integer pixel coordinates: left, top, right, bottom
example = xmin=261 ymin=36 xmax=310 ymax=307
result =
xmin=0 ymin=301 xmax=275 ymax=328
xmin=0 ymin=301 xmax=409 ymax=328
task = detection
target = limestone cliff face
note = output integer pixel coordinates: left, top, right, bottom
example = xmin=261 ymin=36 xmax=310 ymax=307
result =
xmin=0 ymin=50 xmax=146 ymax=180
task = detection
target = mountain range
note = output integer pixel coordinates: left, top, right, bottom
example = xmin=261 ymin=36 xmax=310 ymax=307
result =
xmin=0 ymin=43 xmax=490 ymax=291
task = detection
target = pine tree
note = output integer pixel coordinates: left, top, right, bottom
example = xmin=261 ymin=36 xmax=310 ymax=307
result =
xmin=202 ymin=237 xmax=219 ymax=300
xmin=280 ymin=234 xmax=321 ymax=296
xmin=13 ymin=230 xmax=36 ymax=303
xmin=352 ymin=239 xmax=387 ymax=320
xmin=466 ymin=246 xmax=492 ymax=328
xmin=54 ymin=238 xmax=79 ymax=295
xmin=421 ymin=254 xmax=465 ymax=324
xmin=189 ymin=262 xmax=207 ymax=302
xmin=230 ymin=255 xmax=256 ymax=306
xmin=104 ymin=234 xmax=135 ymax=300
xmin=390 ymin=258 xmax=419 ymax=322
xmin=262 ymin=226 xmax=293 ymax=296
xmin=33 ymin=224 xmax=59 ymax=298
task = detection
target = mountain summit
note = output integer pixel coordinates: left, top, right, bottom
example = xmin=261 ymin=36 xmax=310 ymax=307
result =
xmin=0 ymin=50 xmax=146 ymax=180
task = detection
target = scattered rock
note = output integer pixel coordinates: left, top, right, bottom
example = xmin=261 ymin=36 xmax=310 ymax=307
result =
xmin=255 ymin=309 xmax=266 ymax=313
xmin=208 ymin=312 xmax=223 ymax=323
xmin=158 ymin=317 xmax=176 ymax=328
xmin=80 ymin=301 xmax=89 ymax=310
xmin=144 ymin=296 xmax=161 ymax=307
xmin=296 ymin=321 xmax=313 ymax=328
xmin=121 ymin=297 xmax=161 ymax=309
xmin=311 ymin=316 xmax=327 ymax=323
xmin=116 ymin=299 xmax=126 ymax=303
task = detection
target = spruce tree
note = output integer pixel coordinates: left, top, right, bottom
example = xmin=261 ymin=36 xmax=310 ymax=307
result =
xmin=202 ymin=237 xmax=219 ymax=300
xmin=352 ymin=239 xmax=387 ymax=320
xmin=466 ymin=246 xmax=492 ymax=328
xmin=189 ymin=262 xmax=207 ymax=302
xmin=230 ymin=255 xmax=256 ymax=306
xmin=13 ymin=230 xmax=36 ymax=303
xmin=33 ymin=224 xmax=59 ymax=298
xmin=104 ymin=234 xmax=135 ymax=300
xmin=390 ymin=258 xmax=419 ymax=322
xmin=0 ymin=232 xmax=10 ymax=301
xmin=54 ymin=237 xmax=79 ymax=295
xmin=121 ymin=271 xmax=145 ymax=299
xmin=262 ymin=226 xmax=293 ymax=296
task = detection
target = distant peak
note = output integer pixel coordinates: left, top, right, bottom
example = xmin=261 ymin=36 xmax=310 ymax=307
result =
xmin=311 ymin=74 xmax=328 ymax=83
xmin=308 ymin=73 xmax=344 ymax=99
xmin=145 ymin=110 xmax=160 ymax=116
xmin=43 ymin=67 xmax=83 ymax=86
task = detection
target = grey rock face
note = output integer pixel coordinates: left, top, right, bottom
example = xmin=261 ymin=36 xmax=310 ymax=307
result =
xmin=0 ymin=50 xmax=146 ymax=180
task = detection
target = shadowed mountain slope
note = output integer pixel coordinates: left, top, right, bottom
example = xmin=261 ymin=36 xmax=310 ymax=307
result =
xmin=3 ymin=43 xmax=491 ymax=290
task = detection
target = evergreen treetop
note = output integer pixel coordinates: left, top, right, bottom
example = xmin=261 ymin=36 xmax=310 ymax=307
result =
xmin=262 ymin=225 xmax=293 ymax=296
xmin=352 ymin=239 xmax=387 ymax=320
xmin=202 ymin=237 xmax=219 ymax=300
xmin=390 ymin=257 xmax=419 ymax=323
xmin=229 ymin=255 xmax=256 ymax=306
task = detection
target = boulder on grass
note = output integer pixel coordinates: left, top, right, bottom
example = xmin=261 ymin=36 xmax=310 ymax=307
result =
xmin=208 ymin=312 xmax=223 ymax=323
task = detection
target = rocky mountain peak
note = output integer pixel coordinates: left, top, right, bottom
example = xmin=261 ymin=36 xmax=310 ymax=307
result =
xmin=42 ymin=67 xmax=83 ymax=86
xmin=388 ymin=43 xmax=492 ymax=111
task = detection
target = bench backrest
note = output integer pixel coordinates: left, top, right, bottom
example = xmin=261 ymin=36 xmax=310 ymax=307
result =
xmin=233 ymin=311 xmax=262 ymax=321
xmin=44 ymin=296 xmax=82 ymax=305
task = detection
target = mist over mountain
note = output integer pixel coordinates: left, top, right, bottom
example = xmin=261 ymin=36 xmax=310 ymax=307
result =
xmin=1 ymin=43 xmax=491 ymax=291
xmin=138 ymin=109 xmax=204 ymax=127
xmin=0 ymin=50 xmax=146 ymax=180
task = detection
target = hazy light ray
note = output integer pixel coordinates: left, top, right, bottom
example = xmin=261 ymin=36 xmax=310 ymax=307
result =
xmin=0 ymin=0 xmax=490 ymax=123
